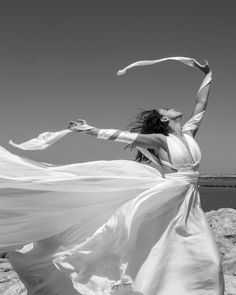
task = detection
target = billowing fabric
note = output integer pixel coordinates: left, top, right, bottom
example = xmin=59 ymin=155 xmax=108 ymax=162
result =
xmin=0 ymin=112 xmax=224 ymax=295
xmin=9 ymin=129 xmax=72 ymax=150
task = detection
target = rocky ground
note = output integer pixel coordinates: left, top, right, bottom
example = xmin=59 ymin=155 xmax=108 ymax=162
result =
xmin=206 ymin=208 xmax=236 ymax=295
xmin=0 ymin=254 xmax=26 ymax=295
xmin=0 ymin=208 xmax=235 ymax=295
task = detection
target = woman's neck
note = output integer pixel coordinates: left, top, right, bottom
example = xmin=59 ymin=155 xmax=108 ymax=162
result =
xmin=168 ymin=118 xmax=184 ymax=137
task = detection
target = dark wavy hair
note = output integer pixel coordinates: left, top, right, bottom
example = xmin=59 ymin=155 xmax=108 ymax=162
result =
xmin=125 ymin=109 xmax=169 ymax=163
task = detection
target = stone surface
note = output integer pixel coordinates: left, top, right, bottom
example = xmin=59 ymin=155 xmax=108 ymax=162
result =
xmin=222 ymin=246 xmax=236 ymax=276
xmin=0 ymin=208 xmax=235 ymax=294
xmin=206 ymin=208 xmax=236 ymax=257
xmin=206 ymin=208 xmax=236 ymax=295
xmin=0 ymin=258 xmax=26 ymax=294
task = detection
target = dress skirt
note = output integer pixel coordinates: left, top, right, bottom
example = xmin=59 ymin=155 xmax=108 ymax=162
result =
xmin=0 ymin=146 xmax=224 ymax=295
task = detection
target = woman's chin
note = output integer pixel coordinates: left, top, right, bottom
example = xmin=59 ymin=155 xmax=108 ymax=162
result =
xmin=175 ymin=112 xmax=183 ymax=119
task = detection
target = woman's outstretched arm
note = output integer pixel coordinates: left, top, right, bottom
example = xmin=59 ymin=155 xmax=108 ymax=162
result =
xmin=68 ymin=119 xmax=164 ymax=150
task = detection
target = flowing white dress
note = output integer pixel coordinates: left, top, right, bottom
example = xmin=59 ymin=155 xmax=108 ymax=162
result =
xmin=0 ymin=112 xmax=224 ymax=295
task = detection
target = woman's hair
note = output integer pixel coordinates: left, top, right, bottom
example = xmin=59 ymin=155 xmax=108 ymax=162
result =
xmin=125 ymin=109 xmax=169 ymax=163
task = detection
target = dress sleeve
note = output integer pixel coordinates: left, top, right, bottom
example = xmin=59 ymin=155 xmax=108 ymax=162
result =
xmin=182 ymin=111 xmax=206 ymax=134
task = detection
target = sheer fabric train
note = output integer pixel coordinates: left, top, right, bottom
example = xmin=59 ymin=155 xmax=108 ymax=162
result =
xmin=0 ymin=112 xmax=224 ymax=295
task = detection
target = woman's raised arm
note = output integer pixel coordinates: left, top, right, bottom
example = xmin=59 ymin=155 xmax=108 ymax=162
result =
xmin=192 ymin=60 xmax=212 ymax=115
xmin=189 ymin=60 xmax=212 ymax=137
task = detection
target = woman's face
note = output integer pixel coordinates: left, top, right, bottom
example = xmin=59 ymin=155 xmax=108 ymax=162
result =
xmin=159 ymin=108 xmax=182 ymax=119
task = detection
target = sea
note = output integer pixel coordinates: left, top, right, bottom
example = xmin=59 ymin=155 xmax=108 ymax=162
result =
xmin=199 ymin=186 xmax=236 ymax=212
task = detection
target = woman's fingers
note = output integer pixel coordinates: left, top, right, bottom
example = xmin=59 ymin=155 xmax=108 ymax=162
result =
xmin=74 ymin=119 xmax=86 ymax=123
xmin=67 ymin=119 xmax=89 ymax=133
xmin=67 ymin=119 xmax=93 ymax=133
xmin=68 ymin=120 xmax=77 ymax=125
xmin=68 ymin=119 xmax=86 ymax=125
xmin=192 ymin=59 xmax=210 ymax=74
xmin=68 ymin=119 xmax=85 ymax=126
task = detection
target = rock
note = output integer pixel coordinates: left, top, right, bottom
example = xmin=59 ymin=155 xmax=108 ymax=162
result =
xmin=206 ymin=208 xmax=236 ymax=295
xmin=0 ymin=258 xmax=26 ymax=294
xmin=222 ymin=246 xmax=236 ymax=275
xmin=224 ymin=275 xmax=236 ymax=295
xmin=206 ymin=208 xmax=236 ymax=257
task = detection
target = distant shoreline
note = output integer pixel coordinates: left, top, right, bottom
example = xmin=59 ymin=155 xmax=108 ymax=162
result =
xmin=199 ymin=175 xmax=236 ymax=187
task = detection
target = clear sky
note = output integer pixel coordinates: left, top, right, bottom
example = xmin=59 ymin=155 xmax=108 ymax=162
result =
xmin=0 ymin=1 xmax=235 ymax=174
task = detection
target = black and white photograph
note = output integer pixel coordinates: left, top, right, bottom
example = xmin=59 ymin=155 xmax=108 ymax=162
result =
xmin=0 ymin=1 xmax=235 ymax=294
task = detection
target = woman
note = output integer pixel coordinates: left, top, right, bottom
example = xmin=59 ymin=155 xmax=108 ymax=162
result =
xmin=0 ymin=57 xmax=224 ymax=295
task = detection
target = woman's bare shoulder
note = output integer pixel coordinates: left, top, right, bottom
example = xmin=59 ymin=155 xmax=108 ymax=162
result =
xmin=155 ymin=133 xmax=168 ymax=152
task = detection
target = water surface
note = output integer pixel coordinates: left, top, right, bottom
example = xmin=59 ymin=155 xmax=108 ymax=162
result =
xmin=199 ymin=186 xmax=236 ymax=212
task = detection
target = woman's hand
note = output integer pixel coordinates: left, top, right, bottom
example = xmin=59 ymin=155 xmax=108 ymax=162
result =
xmin=192 ymin=59 xmax=211 ymax=74
xmin=67 ymin=119 xmax=94 ymax=133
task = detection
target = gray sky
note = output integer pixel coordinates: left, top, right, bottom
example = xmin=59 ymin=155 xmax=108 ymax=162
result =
xmin=0 ymin=1 xmax=235 ymax=174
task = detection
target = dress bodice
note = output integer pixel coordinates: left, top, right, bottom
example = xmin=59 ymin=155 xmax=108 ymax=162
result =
xmin=160 ymin=132 xmax=201 ymax=172
xmin=160 ymin=111 xmax=206 ymax=173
